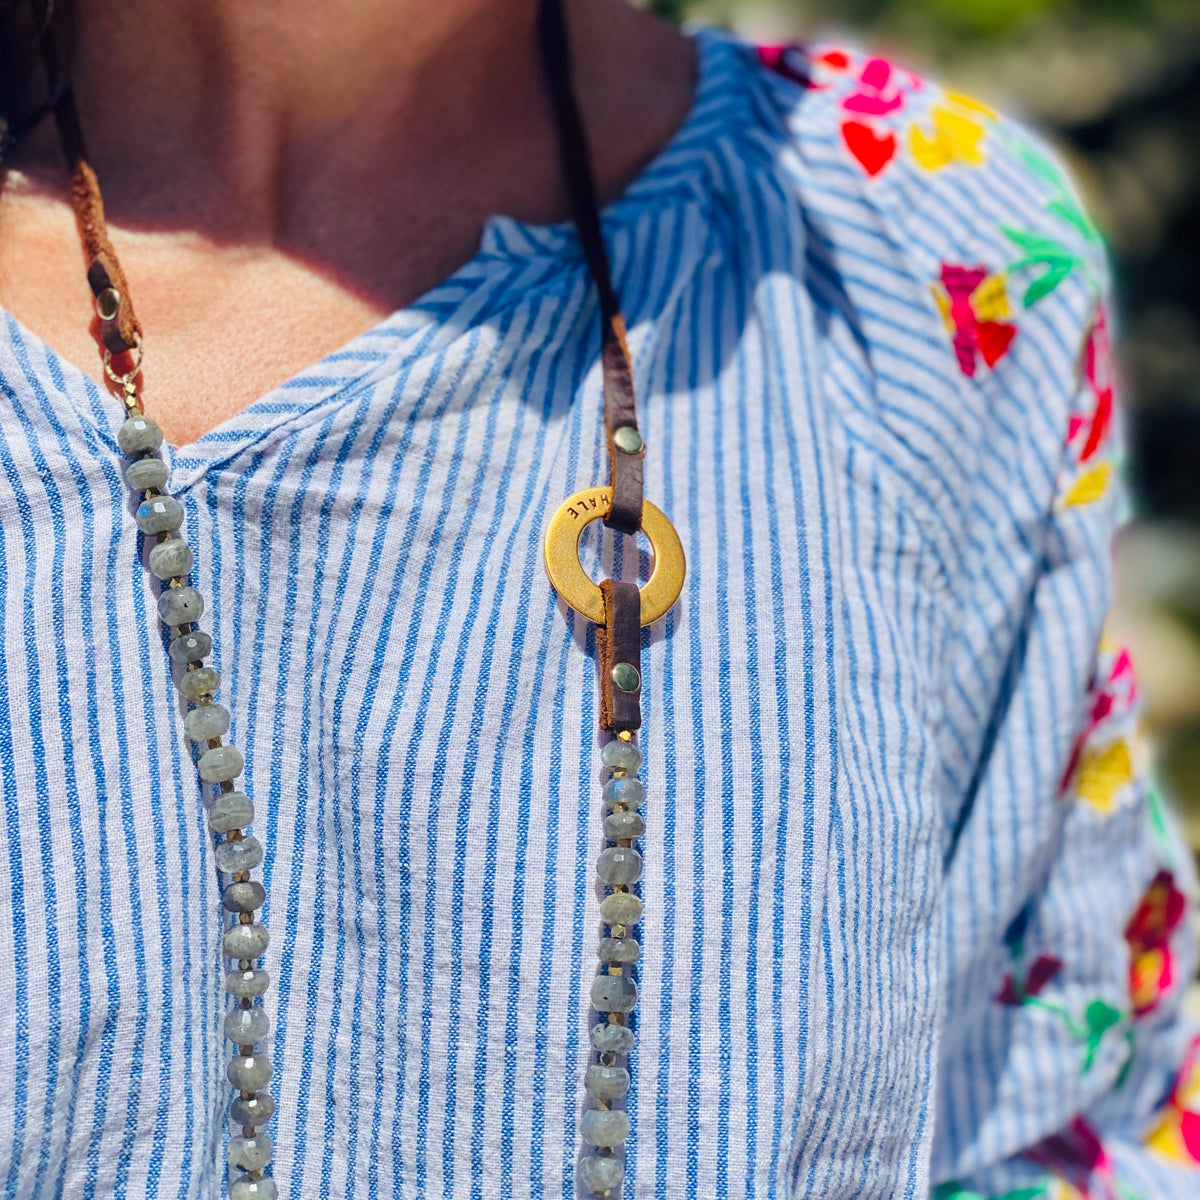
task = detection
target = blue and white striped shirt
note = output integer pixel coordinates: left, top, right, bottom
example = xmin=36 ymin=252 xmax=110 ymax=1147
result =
xmin=2 ymin=27 xmax=1199 ymax=1200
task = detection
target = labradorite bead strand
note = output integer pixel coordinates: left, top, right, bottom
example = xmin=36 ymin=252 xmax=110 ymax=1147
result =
xmin=579 ymin=736 xmax=645 ymax=1197
xmin=117 ymin=410 xmax=279 ymax=1198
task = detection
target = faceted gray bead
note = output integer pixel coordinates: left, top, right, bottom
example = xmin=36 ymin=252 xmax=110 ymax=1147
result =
xmin=227 ymin=1053 xmax=273 ymax=1091
xmin=149 ymin=538 xmax=194 ymax=581
xmin=603 ymin=810 xmax=645 ymax=841
xmin=596 ymin=937 xmax=640 ymax=965
xmin=158 ymin=586 xmax=204 ymax=627
xmin=579 ymin=1154 xmax=625 ymax=1194
xmin=209 ymin=791 xmax=253 ymax=834
xmin=124 ymin=457 xmax=169 ymax=492
xmin=168 ymin=629 xmax=211 ymax=663
xmin=223 ymin=881 xmax=266 ymax=913
xmin=228 ymin=1133 xmax=274 ymax=1171
xmin=597 ymin=848 xmax=642 ymax=887
xmin=602 ymin=777 xmax=645 ymax=809
xmin=230 ymin=1174 xmax=278 ymax=1200
xmin=215 ymin=835 xmax=262 ymax=874
xmin=581 ymin=1109 xmax=630 ymax=1148
xmin=590 ymin=1022 xmax=635 ymax=1055
xmin=224 ymin=1005 xmax=270 ymax=1045
xmin=224 ymin=923 xmax=269 ymax=961
xmin=599 ymin=893 xmax=642 ymax=926
xmin=591 ymin=975 xmax=638 ymax=1013
xmin=179 ymin=666 xmax=219 ymax=700
xmin=601 ymin=741 xmax=642 ymax=772
xmin=199 ymin=745 xmax=243 ymax=782
xmin=117 ymin=414 xmax=163 ymax=456
xmin=135 ymin=495 xmax=184 ymax=535
xmin=231 ymin=1092 xmax=275 ymax=1126
xmin=186 ymin=703 xmax=230 ymax=743
xmin=226 ymin=968 xmax=270 ymax=998
xmin=586 ymin=1065 xmax=631 ymax=1099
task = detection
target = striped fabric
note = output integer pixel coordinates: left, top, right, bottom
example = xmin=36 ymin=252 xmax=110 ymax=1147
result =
xmin=1 ymin=26 xmax=1198 ymax=1200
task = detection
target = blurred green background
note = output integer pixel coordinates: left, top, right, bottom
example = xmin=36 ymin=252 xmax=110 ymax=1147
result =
xmin=647 ymin=0 xmax=1200 ymax=849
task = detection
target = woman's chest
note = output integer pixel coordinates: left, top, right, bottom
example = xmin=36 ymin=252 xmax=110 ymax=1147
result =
xmin=0 ymin=333 xmax=950 ymax=1196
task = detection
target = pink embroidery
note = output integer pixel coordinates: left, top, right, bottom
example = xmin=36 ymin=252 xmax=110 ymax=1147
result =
xmin=756 ymin=45 xmax=817 ymax=89
xmin=1126 ymin=870 xmax=1187 ymax=1017
xmin=934 ymin=265 xmax=1017 ymax=378
xmin=1058 ymin=646 xmax=1137 ymax=795
xmin=842 ymin=57 xmax=906 ymax=116
xmin=1078 ymin=309 xmax=1114 ymax=463
xmin=1029 ymin=1117 xmax=1121 ymax=1200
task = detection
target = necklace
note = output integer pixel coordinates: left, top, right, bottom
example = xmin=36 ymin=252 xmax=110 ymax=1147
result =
xmin=35 ymin=0 xmax=684 ymax=1194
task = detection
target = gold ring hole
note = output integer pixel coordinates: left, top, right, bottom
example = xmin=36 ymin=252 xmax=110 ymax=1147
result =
xmin=543 ymin=486 xmax=685 ymax=626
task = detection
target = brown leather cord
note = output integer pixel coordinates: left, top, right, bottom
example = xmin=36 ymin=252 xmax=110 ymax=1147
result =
xmin=537 ymin=0 xmax=645 ymax=537
xmin=596 ymin=579 xmax=642 ymax=732
xmin=50 ymin=83 xmax=142 ymax=356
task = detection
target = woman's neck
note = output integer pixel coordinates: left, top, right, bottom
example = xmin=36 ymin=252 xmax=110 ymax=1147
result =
xmin=18 ymin=0 xmax=695 ymax=250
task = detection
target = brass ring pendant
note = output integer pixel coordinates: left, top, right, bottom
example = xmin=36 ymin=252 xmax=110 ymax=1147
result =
xmin=544 ymin=485 xmax=686 ymax=625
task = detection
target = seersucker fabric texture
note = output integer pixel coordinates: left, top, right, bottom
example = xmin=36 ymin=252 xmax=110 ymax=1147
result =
xmin=1 ymin=26 xmax=1199 ymax=1200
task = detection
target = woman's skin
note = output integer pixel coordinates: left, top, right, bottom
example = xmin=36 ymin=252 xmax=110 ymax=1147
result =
xmin=0 ymin=0 xmax=695 ymax=446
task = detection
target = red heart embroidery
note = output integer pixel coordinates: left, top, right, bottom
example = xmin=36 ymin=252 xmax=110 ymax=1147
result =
xmin=841 ymin=120 xmax=896 ymax=178
xmin=977 ymin=320 xmax=1017 ymax=368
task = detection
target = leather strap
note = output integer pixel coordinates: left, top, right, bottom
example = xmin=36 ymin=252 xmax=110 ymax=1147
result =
xmin=537 ymin=0 xmax=644 ymax=536
xmin=51 ymin=83 xmax=141 ymax=355
xmin=596 ymin=579 xmax=642 ymax=732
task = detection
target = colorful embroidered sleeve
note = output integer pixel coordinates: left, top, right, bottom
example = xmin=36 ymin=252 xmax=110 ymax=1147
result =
xmin=758 ymin=42 xmax=1200 ymax=1200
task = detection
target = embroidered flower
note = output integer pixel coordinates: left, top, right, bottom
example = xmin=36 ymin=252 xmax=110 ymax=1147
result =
xmin=1029 ymin=1117 xmax=1122 ymax=1200
xmin=1145 ymin=1036 xmax=1200 ymax=1165
xmin=842 ymin=56 xmax=907 ymax=116
xmin=1069 ymin=309 xmax=1115 ymax=465
xmin=932 ymin=264 xmax=1018 ymax=377
xmin=910 ymin=94 xmax=994 ymax=171
xmin=1059 ymin=641 xmax=1138 ymax=800
xmin=996 ymin=952 xmax=1064 ymax=1007
xmin=1124 ymin=870 xmax=1186 ymax=1017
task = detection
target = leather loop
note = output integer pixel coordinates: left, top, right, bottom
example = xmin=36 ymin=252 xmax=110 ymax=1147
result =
xmin=597 ymin=579 xmax=642 ymax=733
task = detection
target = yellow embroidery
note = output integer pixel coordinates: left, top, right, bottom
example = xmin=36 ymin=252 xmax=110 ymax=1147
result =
xmin=911 ymin=104 xmax=988 ymax=171
xmin=1063 ymin=462 xmax=1112 ymax=507
xmin=931 ymin=284 xmax=954 ymax=331
xmin=943 ymin=91 xmax=997 ymax=119
xmin=969 ymin=272 xmax=1011 ymax=322
xmin=1145 ymin=1112 xmax=1192 ymax=1166
xmin=1074 ymin=738 xmax=1133 ymax=812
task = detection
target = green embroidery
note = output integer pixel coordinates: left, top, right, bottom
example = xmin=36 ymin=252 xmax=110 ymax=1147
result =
xmin=1001 ymin=227 xmax=1084 ymax=307
xmin=933 ymin=1184 xmax=1048 ymax=1200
